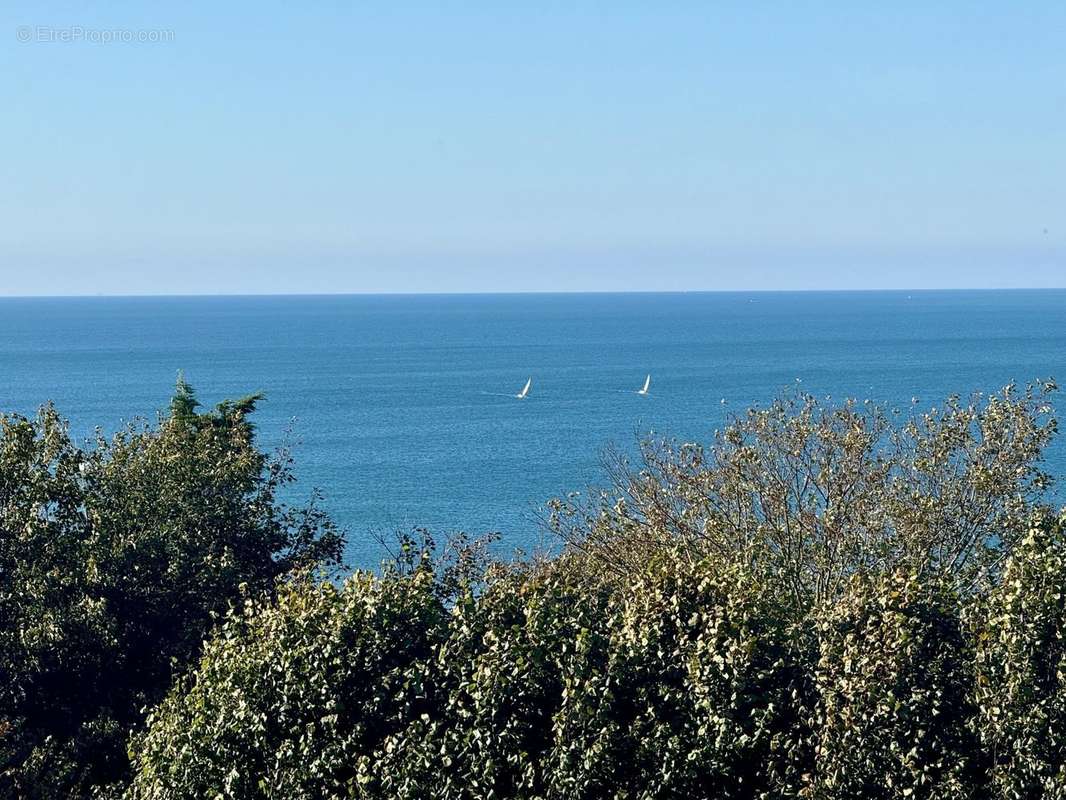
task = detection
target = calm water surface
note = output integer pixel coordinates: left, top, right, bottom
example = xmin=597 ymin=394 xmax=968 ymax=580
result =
xmin=1 ymin=290 xmax=1064 ymax=565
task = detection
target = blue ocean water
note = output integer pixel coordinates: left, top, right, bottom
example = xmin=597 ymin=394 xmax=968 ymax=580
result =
xmin=1 ymin=290 xmax=1064 ymax=566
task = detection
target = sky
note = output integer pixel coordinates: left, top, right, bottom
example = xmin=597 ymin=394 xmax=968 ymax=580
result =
xmin=1 ymin=2 xmax=1064 ymax=294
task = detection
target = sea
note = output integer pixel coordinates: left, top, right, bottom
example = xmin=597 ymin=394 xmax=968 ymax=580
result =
xmin=1 ymin=290 xmax=1064 ymax=567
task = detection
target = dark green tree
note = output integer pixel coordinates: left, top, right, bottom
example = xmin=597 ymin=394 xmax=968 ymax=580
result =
xmin=0 ymin=380 xmax=343 ymax=798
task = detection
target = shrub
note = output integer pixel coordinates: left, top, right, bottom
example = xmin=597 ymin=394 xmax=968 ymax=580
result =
xmin=127 ymin=549 xmax=814 ymax=800
xmin=970 ymin=515 xmax=1066 ymax=799
xmin=127 ymin=567 xmax=444 ymax=800
xmin=363 ymin=558 xmax=614 ymax=800
xmin=813 ymin=572 xmax=981 ymax=799
xmin=545 ymin=554 xmax=813 ymax=800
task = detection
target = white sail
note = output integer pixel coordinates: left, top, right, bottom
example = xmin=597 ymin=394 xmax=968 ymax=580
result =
xmin=516 ymin=377 xmax=532 ymax=399
xmin=637 ymin=374 xmax=651 ymax=395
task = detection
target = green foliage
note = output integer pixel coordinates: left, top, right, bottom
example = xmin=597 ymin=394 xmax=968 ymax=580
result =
xmin=970 ymin=516 xmax=1066 ymax=799
xmin=813 ymin=572 xmax=981 ymax=799
xmin=544 ymin=555 xmax=812 ymax=800
xmin=127 ymin=526 xmax=1066 ymax=800
xmin=6 ymin=382 xmax=1066 ymax=798
xmin=125 ymin=550 xmax=814 ymax=800
xmin=127 ymin=567 xmax=443 ymax=800
xmin=0 ymin=381 xmax=342 ymax=797
xmin=365 ymin=559 xmax=613 ymax=800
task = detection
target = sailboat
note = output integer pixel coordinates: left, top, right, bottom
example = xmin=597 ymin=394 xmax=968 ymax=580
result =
xmin=637 ymin=374 xmax=651 ymax=395
xmin=516 ymin=377 xmax=532 ymax=399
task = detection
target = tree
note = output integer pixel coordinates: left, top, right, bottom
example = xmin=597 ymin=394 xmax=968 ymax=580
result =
xmin=548 ymin=382 xmax=1058 ymax=607
xmin=0 ymin=380 xmax=342 ymax=798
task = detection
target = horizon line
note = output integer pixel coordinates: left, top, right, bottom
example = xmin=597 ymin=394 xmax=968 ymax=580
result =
xmin=2 ymin=286 xmax=1066 ymax=300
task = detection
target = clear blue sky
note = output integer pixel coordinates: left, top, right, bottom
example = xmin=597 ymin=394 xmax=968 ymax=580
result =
xmin=2 ymin=2 xmax=1063 ymax=294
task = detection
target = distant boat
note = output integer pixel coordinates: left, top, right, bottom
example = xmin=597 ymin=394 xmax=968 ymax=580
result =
xmin=516 ymin=377 xmax=532 ymax=399
xmin=637 ymin=374 xmax=651 ymax=395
